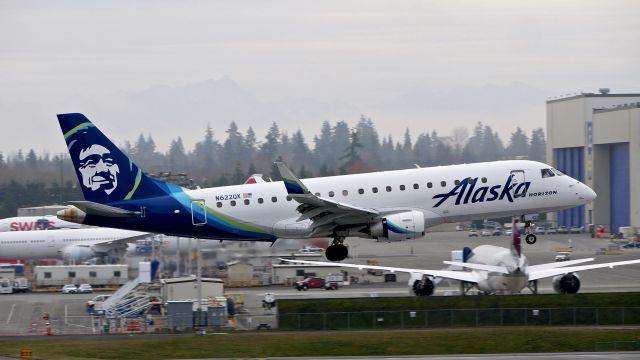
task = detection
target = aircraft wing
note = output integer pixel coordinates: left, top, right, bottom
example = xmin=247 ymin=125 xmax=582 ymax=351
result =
xmin=528 ymin=258 xmax=640 ymax=281
xmin=442 ymin=261 xmax=509 ymax=274
xmin=527 ymin=258 xmax=595 ymax=273
xmin=280 ymin=258 xmax=480 ymax=283
xmin=74 ymin=230 xmax=151 ymax=248
xmin=275 ymin=162 xmax=380 ymax=234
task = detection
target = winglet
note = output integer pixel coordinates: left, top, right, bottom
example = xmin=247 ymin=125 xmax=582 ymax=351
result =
xmin=275 ymin=162 xmax=308 ymax=195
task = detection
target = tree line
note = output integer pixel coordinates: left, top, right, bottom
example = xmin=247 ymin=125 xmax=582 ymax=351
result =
xmin=0 ymin=116 xmax=545 ymax=217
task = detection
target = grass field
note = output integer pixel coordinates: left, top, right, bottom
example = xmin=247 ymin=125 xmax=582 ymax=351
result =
xmin=278 ymin=292 xmax=640 ymax=314
xmin=1 ymin=327 xmax=640 ymax=359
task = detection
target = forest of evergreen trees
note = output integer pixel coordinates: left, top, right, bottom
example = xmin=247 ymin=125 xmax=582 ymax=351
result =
xmin=0 ymin=116 xmax=546 ymax=217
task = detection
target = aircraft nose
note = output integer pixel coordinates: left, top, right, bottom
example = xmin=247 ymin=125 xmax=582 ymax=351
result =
xmin=578 ymin=183 xmax=597 ymax=203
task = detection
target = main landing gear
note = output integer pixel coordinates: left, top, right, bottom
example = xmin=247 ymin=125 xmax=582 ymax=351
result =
xmin=521 ymin=217 xmax=537 ymax=245
xmin=325 ymin=236 xmax=348 ymax=262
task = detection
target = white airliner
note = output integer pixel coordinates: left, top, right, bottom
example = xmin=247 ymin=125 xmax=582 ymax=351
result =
xmin=56 ymin=114 xmax=596 ymax=261
xmin=283 ymin=220 xmax=640 ymax=295
xmin=0 ymin=228 xmax=149 ymax=262
xmin=0 ymin=215 xmax=82 ymax=232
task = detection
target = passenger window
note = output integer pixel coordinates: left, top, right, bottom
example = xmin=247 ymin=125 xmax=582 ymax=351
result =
xmin=399 ymin=185 xmax=405 ymax=191
xmin=286 ymin=195 xmax=292 ymax=201
xmin=244 ymin=199 xmax=250 ymax=205
xmin=441 ymin=181 xmax=446 ymax=187
xmin=328 ymin=191 xmax=335 ymax=197
xmin=386 ymin=186 xmax=392 ymax=192
xmin=342 ymin=190 xmax=348 ymax=196
xmin=358 ymin=188 xmax=364 ymax=195
xmin=372 ymin=187 xmax=378 ymax=193
xmin=258 ymin=198 xmax=264 ymax=204
xmin=454 ymin=180 xmax=460 ymax=186
xmin=413 ymin=183 xmax=419 ymax=189
xmin=427 ymin=182 xmax=432 ymax=188
xmin=481 ymin=177 xmax=487 ymax=183
xmin=230 ymin=200 xmax=236 ymax=206
xmin=216 ymin=202 xmax=222 ymax=208
xmin=541 ymin=169 xmax=555 ymax=178
xmin=271 ymin=197 xmax=277 ymax=203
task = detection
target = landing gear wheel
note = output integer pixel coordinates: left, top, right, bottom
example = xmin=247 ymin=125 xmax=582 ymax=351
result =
xmin=525 ymin=234 xmax=537 ymax=245
xmin=325 ymin=244 xmax=348 ymax=262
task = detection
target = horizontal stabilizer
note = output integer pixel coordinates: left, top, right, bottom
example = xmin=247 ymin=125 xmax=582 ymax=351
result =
xmin=68 ymin=201 xmax=140 ymax=218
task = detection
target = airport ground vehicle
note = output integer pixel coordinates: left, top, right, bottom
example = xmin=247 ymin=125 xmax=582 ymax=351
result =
xmin=61 ymin=284 xmax=78 ymax=294
xmin=555 ymin=252 xmax=571 ymax=262
xmin=480 ymin=229 xmax=492 ymax=237
xmin=294 ymin=277 xmax=338 ymax=291
xmin=78 ymin=284 xmax=93 ymax=293
xmin=468 ymin=230 xmax=479 ymax=237
xmin=570 ymin=226 xmax=584 ymax=233
xmin=547 ymin=227 xmax=558 ymax=234
xmin=558 ymin=226 xmax=569 ymax=234
xmin=0 ymin=279 xmax=13 ymax=294
xmin=11 ymin=278 xmax=29 ymax=293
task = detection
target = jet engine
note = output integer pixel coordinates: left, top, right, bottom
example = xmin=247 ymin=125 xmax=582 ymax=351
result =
xmin=409 ymin=274 xmax=435 ymax=296
xmin=61 ymin=245 xmax=95 ymax=263
xmin=369 ymin=211 xmax=425 ymax=241
xmin=552 ymin=273 xmax=581 ymax=294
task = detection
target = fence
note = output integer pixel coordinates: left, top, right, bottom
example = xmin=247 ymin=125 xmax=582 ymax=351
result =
xmin=278 ymin=307 xmax=640 ymax=331
xmin=0 ymin=314 xmax=276 ymax=336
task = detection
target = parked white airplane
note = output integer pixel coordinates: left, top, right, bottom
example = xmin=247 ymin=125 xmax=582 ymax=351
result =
xmin=0 ymin=228 xmax=149 ymax=262
xmin=56 ymin=113 xmax=596 ymax=261
xmin=0 ymin=215 xmax=82 ymax=232
xmin=282 ymin=219 xmax=640 ymax=295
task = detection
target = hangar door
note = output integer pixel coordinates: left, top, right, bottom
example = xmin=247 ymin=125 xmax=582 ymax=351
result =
xmin=610 ymin=143 xmax=630 ymax=233
xmin=554 ymin=147 xmax=584 ymax=228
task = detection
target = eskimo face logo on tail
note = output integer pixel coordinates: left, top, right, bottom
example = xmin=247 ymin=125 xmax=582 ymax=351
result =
xmin=77 ymin=144 xmax=120 ymax=195
xmin=432 ymin=176 xmax=530 ymax=208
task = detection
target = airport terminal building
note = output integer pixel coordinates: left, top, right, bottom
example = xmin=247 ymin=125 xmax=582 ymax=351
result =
xmin=546 ymin=90 xmax=640 ymax=233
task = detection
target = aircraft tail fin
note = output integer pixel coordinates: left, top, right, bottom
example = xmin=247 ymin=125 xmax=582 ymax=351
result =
xmin=511 ymin=218 xmax=522 ymax=258
xmin=57 ymin=113 xmax=169 ymax=204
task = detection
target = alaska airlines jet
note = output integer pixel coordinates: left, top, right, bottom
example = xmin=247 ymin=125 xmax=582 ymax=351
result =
xmin=282 ymin=219 xmax=640 ymax=295
xmin=0 ymin=228 xmax=149 ymax=262
xmin=0 ymin=215 xmax=82 ymax=232
xmin=56 ymin=113 xmax=596 ymax=261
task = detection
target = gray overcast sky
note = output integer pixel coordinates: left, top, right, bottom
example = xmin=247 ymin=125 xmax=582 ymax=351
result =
xmin=1 ymin=0 xmax=639 ymax=156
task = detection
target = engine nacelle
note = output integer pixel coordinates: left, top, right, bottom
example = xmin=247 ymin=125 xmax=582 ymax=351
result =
xmin=409 ymin=274 xmax=435 ymax=296
xmin=61 ymin=245 xmax=95 ymax=263
xmin=370 ymin=211 xmax=425 ymax=241
xmin=552 ymin=273 xmax=581 ymax=294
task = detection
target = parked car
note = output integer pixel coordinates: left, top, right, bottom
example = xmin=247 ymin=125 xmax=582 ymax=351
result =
xmin=480 ymin=229 xmax=493 ymax=236
xmin=622 ymin=242 xmax=640 ymax=249
xmin=554 ymin=252 xmax=571 ymax=262
xmin=294 ymin=277 xmax=338 ymax=291
xmin=546 ymin=227 xmax=558 ymax=234
xmin=534 ymin=226 xmax=546 ymax=234
xmin=558 ymin=226 xmax=569 ymax=234
xmin=504 ymin=229 xmax=513 ymax=236
xmin=468 ymin=230 xmax=479 ymax=237
xmin=297 ymin=247 xmax=324 ymax=254
xmin=78 ymin=284 xmax=93 ymax=293
xmin=491 ymin=228 xmax=502 ymax=236
xmin=570 ymin=226 xmax=584 ymax=234
xmin=61 ymin=284 xmax=77 ymax=294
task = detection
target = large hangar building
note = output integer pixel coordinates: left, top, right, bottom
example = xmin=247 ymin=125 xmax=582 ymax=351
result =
xmin=546 ymin=89 xmax=640 ymax=233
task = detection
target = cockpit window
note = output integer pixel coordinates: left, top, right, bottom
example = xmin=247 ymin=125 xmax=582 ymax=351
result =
xmin=552 ymin=168 xmax=564 ymax=176
xmin=541 ymin=169 xmax=555 ymax=178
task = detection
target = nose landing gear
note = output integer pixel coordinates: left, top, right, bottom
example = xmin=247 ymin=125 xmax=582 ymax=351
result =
xmin=522 ymin=219 xmax=537 ymax=244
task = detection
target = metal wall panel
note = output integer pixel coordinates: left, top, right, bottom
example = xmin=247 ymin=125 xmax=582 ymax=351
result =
xmin=610 ymin=143 xmax=630 ymax=233
xmin=554 ymin=147 xmax=585 ymax=227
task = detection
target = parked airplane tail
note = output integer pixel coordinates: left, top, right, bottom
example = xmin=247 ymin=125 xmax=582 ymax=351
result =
xmin=57 ymin=113 xmax=169 ymax=204
xmin=511 ymin=218 xmax=522 ymax=257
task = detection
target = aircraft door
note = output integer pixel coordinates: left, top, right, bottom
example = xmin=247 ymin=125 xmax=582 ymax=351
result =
xmin=510 ymin=170 xmax=526 ymax=199
xmin=190 ymin=200 xmax=207 ymax=226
